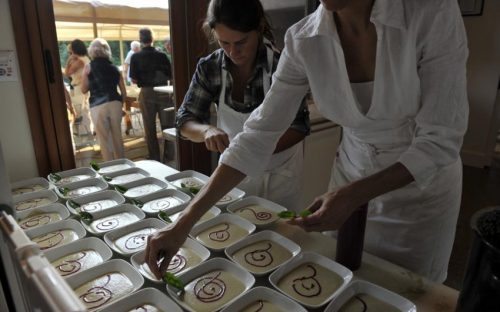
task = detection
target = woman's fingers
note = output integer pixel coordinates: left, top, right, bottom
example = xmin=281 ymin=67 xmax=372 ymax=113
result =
xmin=145 ymin=235 xmax=162 ymax=279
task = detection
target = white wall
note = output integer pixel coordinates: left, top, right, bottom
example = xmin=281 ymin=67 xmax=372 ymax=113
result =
xmin=0 ymin=0 xmax=38 ymax=182
xmin=461 ymin=0 xmax=500 ymax=167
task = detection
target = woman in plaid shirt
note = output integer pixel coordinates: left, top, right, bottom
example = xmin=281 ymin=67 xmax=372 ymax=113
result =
xmin=176 ymin=0 xmax=310 ymax=211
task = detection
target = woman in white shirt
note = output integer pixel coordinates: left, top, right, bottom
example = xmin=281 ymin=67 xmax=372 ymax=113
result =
xmin=146 ymin=0 xmax=468 ymax=283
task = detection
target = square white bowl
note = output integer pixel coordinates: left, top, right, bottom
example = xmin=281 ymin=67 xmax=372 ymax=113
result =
xmin=269 ymin=252 xmax=353 ymax=309
xmin=99 ymin=287 xmax=183 ymax=312
xmin=166 ymin=257 xmax=255 ymax=312
xmin=25 ymin=219 xmax=87 ymax=251
xmin=159 ymin=205 xmax=221 ymax=226
xmin=66 ymin=190 xmax=126 ymax=215
xmin=226 ymin=196 xmax=286 ymax=228
xmin=16 ymin=203 xmax=70 ymax=230
xmin=190 ymin=214 xmax=256 ymax=252
xmin=220 ymin=286 xmax=308 ymax=312
xmin=65 ymin=259 xmax=144 ymax=311
xmin=91 ymin=158 xmax=136 ymax=174
xmin=165 ymin=170 xmax=245 ymax=207
xmin=11 ymin=177 xmax=50 ymax=196
xmin=81 ymin=204 xmax=145 ymax=236
xmin=225 ymin=230 xmax=301 ymax=276
xmin=134 ymin=188 xmax=191 ymax=216
xmin=103 ymin=218 xmax=167 ymax=256
xmin=114 ymin=177 xmax=169 ymax=199
xmin=131 ymin=237 xmax=211 ymax=283
xmin=55 ymin=178 xmax=108 ymax=200
xmin=13 ymin=189 xmax=59 ymax=213
xmin=324 ymin=280 xmax=417 ymax=312
xmin=48 ymin=167 xmax=97 ymax=186
xmin=44 ymin=237 xmax=113 ymax=278
xmin=100 ymin=167 xmax=150 ymax=185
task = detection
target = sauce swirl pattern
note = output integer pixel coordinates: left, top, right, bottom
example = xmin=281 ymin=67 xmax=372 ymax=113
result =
xmin=96 ymin=218 xmax=119 ymax=231
xmin=56 ymin=251 xmax=87 ymax=276
xmin=292 ymin=264 xmax=322 ymax=298
xmin=125 ymin=229 xmax=153 ymax=250
xmin=240 ymin=207 xmax=272 ymax=221
xmin=21 ymin=214 xmax=52 ymax=229
xmin=36 ymin=231 xmax=65 ymax=250
xmin=208 ymin=223 xmax=230 ymax=242
xmin=167 ymin=254 xmax=187 ymax=274
xmin=79 ymin=274 xmax=113 ymax=309
xmin=194 ymin=271 xmax=226 ymax=303
xmin=244 ymin=242 xmax=274 ymax=267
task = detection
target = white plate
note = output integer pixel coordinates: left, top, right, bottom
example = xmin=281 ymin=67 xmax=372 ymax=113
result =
xmin=190 ymin=214 xmax=256 ymax=252
xmin=66 ymin=190 xmax=126 ymax=215
xmin=225 ymin=230 xmax=301 ymax=276
xmin=226 ymin=196 xmax=286 ymax=228
xmin=11 ymin=177 xmax=50 ymax=196
xmin=324 ymin=280 xmax=417 ymax=312
xmin=99 ymin=287 xmax=183 ymax=312
xmin=165 ymin=170 xmax=245 ymax=207
xmin=16 ymin=203 xmax=70 ymax=230
xmin=81 ymin=204 xmax=145 ymax=236
xmin=134 ymin=188 xmax=191 ymax=216
xmin=167 ymin=257 xmax=255 ymax=312
xmin=65 ymin=259 xmax=144 ymax=311
xmin=12 ymin=189 xmax=59 ymax=213
xmin=159 ymin=206 xmax=221 ymax=226
xmin=269 ymin=252 xmax=353 ymax=309
xmin=100 ymin=167 xmax=150 ymax=185
xmin=44 ymin=237 xmax=113 ymax=278
xmin=114 ymin=177 xmax=169 ymax=199
xmin=55 ymin=178 xmax=108 ymax=200
xmin=25 ymin=219 xmax=87 ymax=251
xmin=220 ymin=286 xmax=308 ymax=312
xmin=131 ymin=237 xmax=211 ymax=283
xmin=48 ymin=167 xmax=97 ymax=186
xmin=103 ymin=218 xmax=167 ymax=256
xmin=92 ymin=158 xmax=136 ymax=174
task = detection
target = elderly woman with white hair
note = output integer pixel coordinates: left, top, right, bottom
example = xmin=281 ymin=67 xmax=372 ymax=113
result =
xmin=81 ymin=38 xmax=127 ymax=160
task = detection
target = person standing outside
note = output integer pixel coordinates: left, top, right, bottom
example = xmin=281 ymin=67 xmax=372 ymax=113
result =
xmin=122 ymin=40 xmax=140 ymax=84
xmin=130 ymin=28 xmax=173 ymax=161
xmin=175 ymin=0 xmax=309 ymax=210
xmin=146 ymin=0 xmax=468 ymax=284
xmin=81 ymin=38 xmax=126 ymax=161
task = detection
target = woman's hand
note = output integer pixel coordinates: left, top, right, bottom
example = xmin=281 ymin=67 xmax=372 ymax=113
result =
xmin=203 ymin=126 xmax=230 ymax=153
xmin=288 ymin=185 xmax=364 ymax=232
xmin=145 ymin=222 xmax=191 ymax=280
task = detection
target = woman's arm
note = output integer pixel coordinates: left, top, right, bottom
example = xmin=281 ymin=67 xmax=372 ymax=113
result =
xmin=65 ymin=56 xmax=84 ymax=77
xmin=80 ymin=63 xmax=90 ymax=93
xmin=180 ymin=121 xmax=230 ymax=153
xmin=145 ymin=163 xmax=245 ymax=279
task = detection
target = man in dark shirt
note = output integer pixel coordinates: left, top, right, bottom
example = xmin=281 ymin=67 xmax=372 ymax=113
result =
xmin=130 ymin=28 xmax=173 ymax=161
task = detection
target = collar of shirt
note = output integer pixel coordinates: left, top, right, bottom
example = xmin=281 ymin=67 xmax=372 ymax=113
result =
xmin=295 ymin=0 xmax=406 ymax=39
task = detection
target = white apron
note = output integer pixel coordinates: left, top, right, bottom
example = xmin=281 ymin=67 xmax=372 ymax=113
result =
xmin=217 ymin=42 xmax=303 ymax=211
xmin=330 ymin=120 xmax=462 ymax=282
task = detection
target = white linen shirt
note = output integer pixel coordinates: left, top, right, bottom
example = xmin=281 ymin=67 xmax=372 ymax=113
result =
xmin=220 ymin=0 xmax=468 ymax=189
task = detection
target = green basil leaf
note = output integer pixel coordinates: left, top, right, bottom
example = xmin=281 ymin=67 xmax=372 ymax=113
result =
xmin=49 ymin=173 xmax=62 ymax=182
xmin=114 ymin=185 xmax=127 ymax=194
xmin=90 ymin=161 xmax=100 ymax=171
xmin=132 ymin=199 xmax=144 ymax=208
xmin=102 ymin=175 xmax=112 ymax=182
xmin=299 ymin=210 xmax=312 ymax=218
xmin=79 ymin=212 xmax=93 ymax=224
xmin=278 ymin=211 xmax=297 ymax=219
xmin=163 ymin=272 xmax=184 ymax=291
xmin=67 ymin=200 xmax=80 ymax=209
xmin=158 ymin=211 xmax=172 ymax=223
xmin=58 ymin=187 xmax=70 ymax=196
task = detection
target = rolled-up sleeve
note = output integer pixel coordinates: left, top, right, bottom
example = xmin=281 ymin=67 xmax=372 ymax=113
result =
xmin=220 ymin=30 xmax=310 ymax=177
xmin=398 ymin=1 xmax=469 ymax=189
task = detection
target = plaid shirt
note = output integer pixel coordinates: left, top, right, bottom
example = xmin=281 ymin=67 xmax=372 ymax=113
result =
xmin=176 ymin=42 xmax=310 ymax=136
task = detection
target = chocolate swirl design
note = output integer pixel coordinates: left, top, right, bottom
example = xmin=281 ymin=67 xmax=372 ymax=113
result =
xmin=208 ymin=223 xmax=230 ymax=242
xmin=351 ymin=295 xmax=368 ymax=312
xmin=13 ymin=186 xmax=38 ymax=195
xmin=125 ymin=229 xmax=153 ymax=250
xmin=167 ymin=254 xmax=187 ymax=274
xmin=132 ymin=306 xmax=148 ymax=312
xmin=292 ymin=264 xmax=322 ymax=297
xmin=96 ymin=218 xmax=119 ymax=231
xmin=218 ymin=195 xmax=232 ymax=203
xmin=16 ymin=198 xmax=46 ymax=211
xmin=81 ymin=202 xmax=103 ymax=212
xmin=21 ymin=214 xmax=51 ymax=229
xmin=79 ymin=274 xmax=113 ymax=309
xmin=244 ymin=242 xmax=274 ymax=267
xmin=253 ymin=300 xmax=264 ymax=312
xmin=194 ymin=271 xmax=226 ymax=303
xmin=240 ymin=207 xmax=272 ymax=221
xmin=152 ymin=199 xmax=171 ymax=211
xmin=36 ymin=231 xmax=64 ymax=250
xmin=56 ymin=251 xmax=87 ymax=276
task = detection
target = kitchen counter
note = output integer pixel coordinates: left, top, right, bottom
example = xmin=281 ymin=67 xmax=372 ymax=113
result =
xmin=139 ymin=160 xmax=459 ymax=312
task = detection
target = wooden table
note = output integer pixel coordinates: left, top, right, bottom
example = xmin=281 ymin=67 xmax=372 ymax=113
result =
xmin=137 ymin=160 xmax=459 ymax=312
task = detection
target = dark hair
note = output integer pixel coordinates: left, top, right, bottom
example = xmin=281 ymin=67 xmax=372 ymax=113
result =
xmin=70 ymin=39 xmax=87 ymax=56
xmin=204 ymin=0 xmax=274 ymax=43
xmin=139 ymin=28 xmax=153 ymax=44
